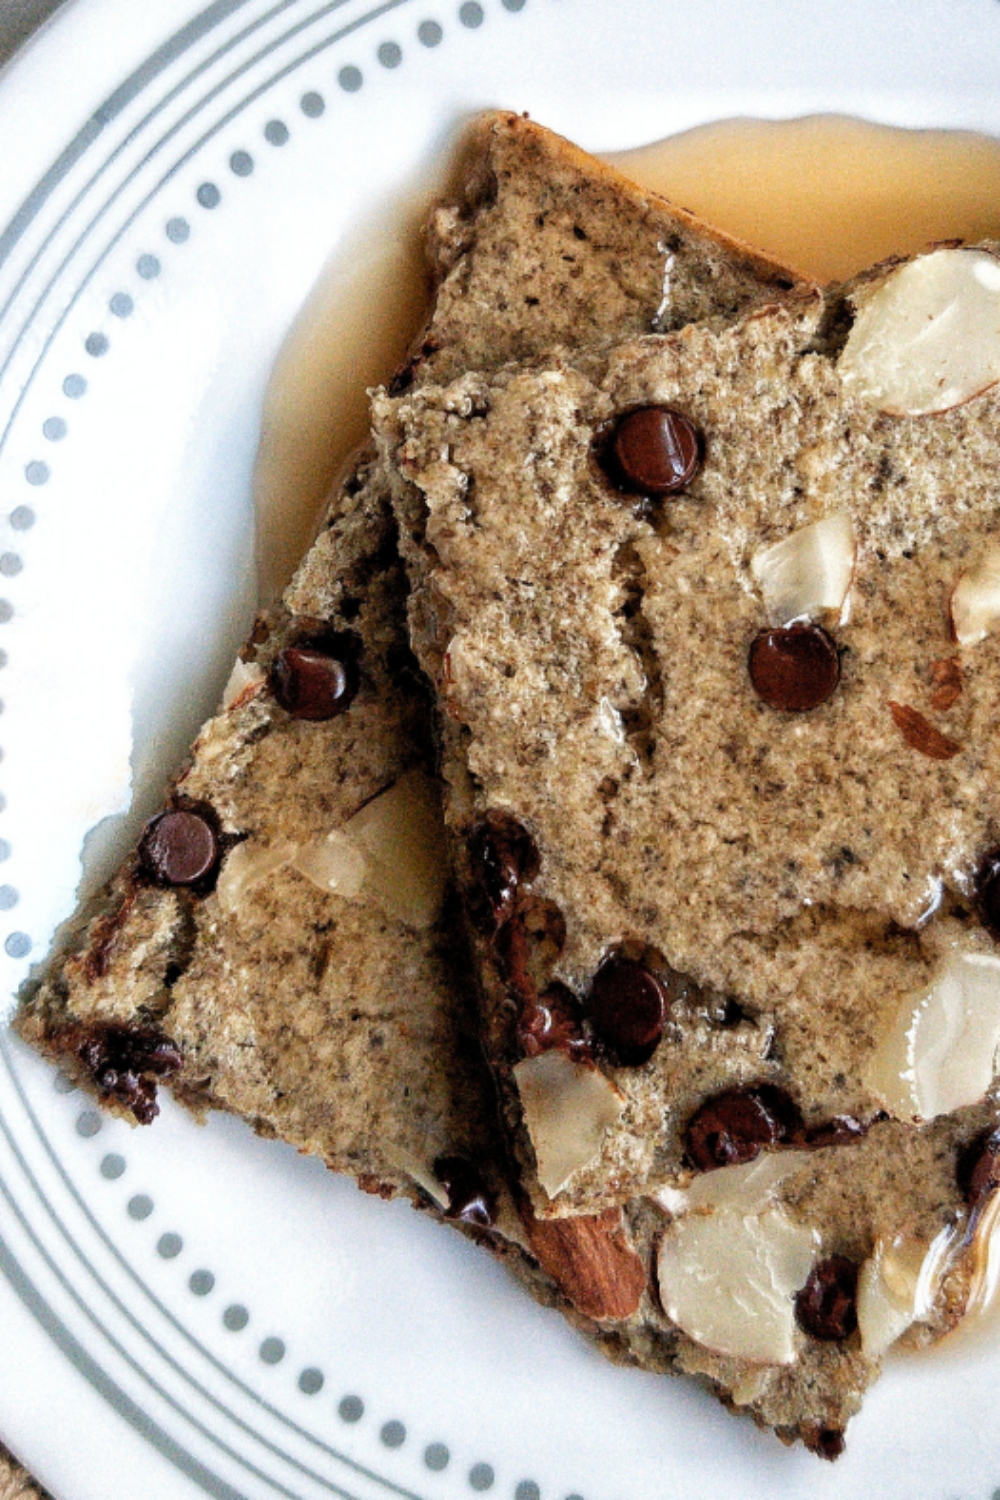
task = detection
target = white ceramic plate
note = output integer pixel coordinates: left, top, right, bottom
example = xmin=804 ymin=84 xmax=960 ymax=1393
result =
xmin=3 ymin=2 xmax=1000 ymax=1497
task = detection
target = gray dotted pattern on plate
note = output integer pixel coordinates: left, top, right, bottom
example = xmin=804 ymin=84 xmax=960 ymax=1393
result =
xmin=18 ymin=3 xmax=566 ymax=1493
xmin=425 ymin=1443 xmax=450 ymax=1472
xmin=66 ymin=1066 xmax=560 ymax=1490
xmin=1 ymin=0 xmax=533 ymax=976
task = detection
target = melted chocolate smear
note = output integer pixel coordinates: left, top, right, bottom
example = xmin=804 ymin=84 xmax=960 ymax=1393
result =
xmin=795 ymin=1255 xmax=859 ymax=1342
xmin=803 ymin=1113 xmax=878 ymax=1150
xmin=684 ymin=1084 xmax=803 ymax=1171
xmin=519 ymin=980 xmax=591 ymax=1062
xmin=467 ymin=812 xmax=540 ymax=929
xmin=433 ymin=1156 xmax=496 ymax=1229
xmin=585 ymin=955 xmax=667 ymax=1065
xmin=748 ymin=623 xmax=841 ymax=712
xmin=73 ymin=1025 xmax=182 ymax=1124
xmin=495 ymin=908 xmax=534 ymax=1000
xmin=958 ymin=1127 xmax=1000 ymax=1214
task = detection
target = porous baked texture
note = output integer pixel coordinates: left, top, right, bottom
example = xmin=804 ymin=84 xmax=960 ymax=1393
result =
xmin=374 ymin=260 xmax=1000 ymax=1447
xmin=18 ymin=463 xmax=501 ymax=1191
xmin=16 ymin=108 xmax=804 ymax=1195
xmin=375 ymin=283 xmax=1000 ymax=1200
xmin=15 ymin=113 xmax=852 ymax=1453
xmin=419 ymin=109 xmax=803 ymax=380
xmin=0 ymin=1446 xmax=49 ymax=1500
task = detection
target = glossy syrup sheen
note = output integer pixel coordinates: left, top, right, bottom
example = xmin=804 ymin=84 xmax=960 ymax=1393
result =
xmin=255 ymin=114 xmax=1000 ymax=599
xmin=608 ymin=114 xmax=1000 ymax=284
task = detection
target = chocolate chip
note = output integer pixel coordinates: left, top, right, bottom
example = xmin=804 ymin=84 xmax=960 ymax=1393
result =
xmin=684 ymin=1084 xmax=803 ymax=1171
xmin=957 ymin=1128 xmax=1000 ymax=1212
xmin=271 ymin=646 xmax=356 ymax=720
xmin=73 ymin=1024 xmax=182 ymax=1124
xmin=794 ymin=1255 xmax=859 ymax=1341
xmin=585 ymin=956 xmax=667 ymax=1065
xmin=467 ymin=812 xmax=540 ymax=928
xmin=138 ymin=808 xmax=220 ymax=887
xmin=433 ymin=1156 xmax=496 ymax=1229
xmin=604 ymin=406 xmax=701 ymax=497
xmin=974 ymin=847 xmax=1000 ymax=942
xmin=748 ymin=623 xmax=840 ymax=712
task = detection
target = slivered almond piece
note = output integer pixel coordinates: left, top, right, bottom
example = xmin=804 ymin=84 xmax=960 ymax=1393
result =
xmin=950 ymin=546 xmax=1000 ymax=646
xmin=521 ymin=1203 xmax=646 ymax=1321
xmin=839 ymin=247 xmax=1000 ymax=415
xmin=750 ymin=512 xmax=856 ymax=626
xmin=888 ymin=702 xmax=961 ymax=761
xmin=865 ymin=947 xmax=1000 ymax=1121
xmin=514 ymin=1050 xmax=625 ymax=1198
xmin=929 ymin=657 xmax=963 ymax=712
xmin=222 ymin=657 xmax=266 ymax=710
xmin=657 ymin=1201 xmax=818 ymax=1364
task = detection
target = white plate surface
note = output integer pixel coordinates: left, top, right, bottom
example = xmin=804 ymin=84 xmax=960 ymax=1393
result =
xmin=3 ymin=2 xmax=1000 ymax=1498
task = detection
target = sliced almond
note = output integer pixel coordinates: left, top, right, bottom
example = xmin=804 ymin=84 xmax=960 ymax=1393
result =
xmin=292 ymin=770 xmax=448 ymax=928
xmin=950 ymin=546 xmax=1000 ymax=646
xmin=657 ymin=1202 xmax=818 ymax=1364
xmin=292 ymin=828 xmax=368 ymax=900
xmin=857 ymin=1234 xmax=934 ymax=1358
xmin=654 ymin=1149 xmax=814 ymax=1218
xmin=514 ymin=1049 xmax=625 ymax=1199
xmin=865 ymin=947 xmax=1000 ymax=1121
xmin=886 ymin=1193 xmax=1000 ymax=1348
xmin=964 ymin=1186 xmax=1000 ymax=1321
xmin=383 ymin=1145 xmax=450 ymax=1209
xmin=750 ymin=512 xmax=856 ymax=626
xmin=839 ymin=248 xmax=1000 ymax=416
xmin=343 ymin=769 xmax=448 ymax=928
xmin=521 ymin=1203 xmax=646 ymax=1321
xmin=221 ymin=657 xmax=266 ymax=710
xmin=216 ymin=838 xmax=297 ymax=916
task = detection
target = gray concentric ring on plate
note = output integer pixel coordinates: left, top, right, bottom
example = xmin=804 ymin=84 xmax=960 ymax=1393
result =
xmin=0 ymin=1 xmax=537 ymax=1495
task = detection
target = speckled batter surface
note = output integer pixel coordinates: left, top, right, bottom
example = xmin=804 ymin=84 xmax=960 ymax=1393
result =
xmin=14 ymin=116 xmax=875 ymax=1455
xmin=377 ymin=283 xmax=1000 ymax=1219
xmin=17 ymin=108 xmax=805 ymax=1198
xmin=377 ymin=282 xmax=1000 ymax=1212
xmin=373 ymin=263 xmax=1000 ymax=1445
xmin=0 ymin=1446 xmax=48 ymax=1500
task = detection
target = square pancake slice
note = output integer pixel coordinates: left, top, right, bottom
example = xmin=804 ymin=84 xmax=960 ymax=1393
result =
xmin=29 ymin=109 xmax=915 ymax=1459
xmin=14 ymin=113 xmax=807 ymax=1255
xmin=373 ymin=247 xmax=1000 ymax=1444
